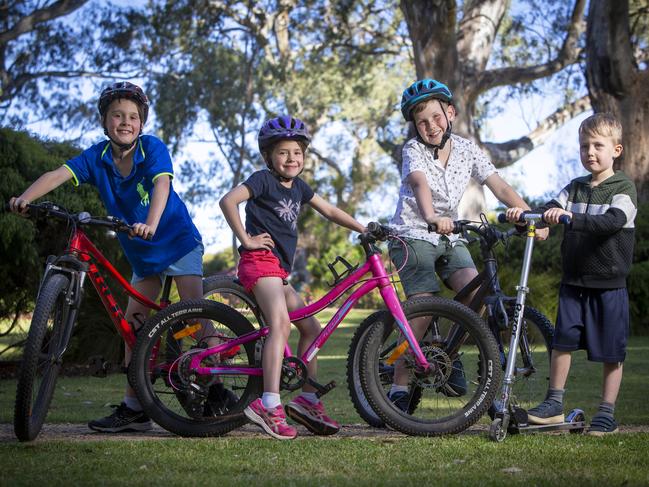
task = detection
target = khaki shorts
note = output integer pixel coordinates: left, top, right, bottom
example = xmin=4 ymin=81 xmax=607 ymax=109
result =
xmin=388 ymin=237 xmax=475 ymax=297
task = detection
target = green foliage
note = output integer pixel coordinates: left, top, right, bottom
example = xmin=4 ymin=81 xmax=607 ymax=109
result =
xmin=203 ymin=247 xmax=236 ymax=276
xmin=0 ymin=128 xmax=129 ymax=362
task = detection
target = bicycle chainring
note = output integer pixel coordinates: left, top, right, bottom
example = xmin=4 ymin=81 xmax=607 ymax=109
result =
xmin=280 ymin=356 xmax=308 ymax=392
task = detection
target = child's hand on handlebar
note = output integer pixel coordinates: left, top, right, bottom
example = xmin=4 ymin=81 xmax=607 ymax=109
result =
xmin=543 ymin=208 xmax=572 ymax=225
xmin=130 ymin=222 xmax=156 ymax=240
xmin=243 ymin=232 xmax=275 ymax=251
xmin=8 ymin=197 xmax=30 ymax=216
xmin=428 ymin=216 xmax=454 ymax=235
xmin=535 ymin=227 xmax=549 ymax=241
xmin=505 ymin=207 xmax=526 ymax=224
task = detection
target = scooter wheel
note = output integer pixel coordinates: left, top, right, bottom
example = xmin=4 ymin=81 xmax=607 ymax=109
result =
xmin=569 ymin=410 xmax=586 ymax=434
xmin=489 ymin=418 xmax=507 ymax=442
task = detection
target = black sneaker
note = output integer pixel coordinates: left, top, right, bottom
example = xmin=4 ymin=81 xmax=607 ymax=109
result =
xmin=88 ymin=403 xmax=153 ymax=432
xmin=388 ymin=390 xmax=411 ymax=412
xmin=440 ymin=358 xmax=467 ymax=397
xmin=203 ymin=383 xmax=240 ymax=416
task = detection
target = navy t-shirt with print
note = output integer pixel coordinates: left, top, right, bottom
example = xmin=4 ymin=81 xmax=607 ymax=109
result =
xmin=64 ymin=135 xmax=202 ymax=277
xmin=242 ymin=170 xmax=314 ymax=272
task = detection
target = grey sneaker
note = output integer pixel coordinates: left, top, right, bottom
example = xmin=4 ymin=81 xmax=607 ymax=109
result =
xmin=388 ymin=390 xmax=411 ymax=412
xmin=88 ymin=403 xmax=152 ymax=433
xmin=587 ymin=413 xmax=619 ymax=436
xmin=527 ymin=399 xmax=564 ymax=425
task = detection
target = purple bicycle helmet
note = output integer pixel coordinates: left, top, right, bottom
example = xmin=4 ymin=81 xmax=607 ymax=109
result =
xmin=400 ymin=79 xmax=453 ymax=121
xmin=257 ymin=115 xmax=311 ymax=154
xmin=98 ymin=81 xmax=150 ymax=125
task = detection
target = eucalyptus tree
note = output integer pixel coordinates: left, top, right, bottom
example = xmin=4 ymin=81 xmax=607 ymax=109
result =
xmin=389 ymin=0 xmax=589 ymax=215
xmin=586 ymin=0 xmax=649 ymax=201
xmin=126 ymin=1 xmax=407 ymax=257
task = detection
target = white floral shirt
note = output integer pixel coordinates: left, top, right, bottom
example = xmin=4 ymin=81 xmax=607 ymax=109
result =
xmin=390 ymin=134 xmax=497 ymax=244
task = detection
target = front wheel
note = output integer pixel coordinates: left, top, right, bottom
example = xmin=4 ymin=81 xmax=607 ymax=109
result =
xmin=14 ymin=273 xmax=72 ymax=441
xmin=130 ymin=299 xmax=263 ymax=437
xmin=499 ymin=306 xmax=553 ymax=409
xmin=358 ymin=296 xmax=501 ymax=436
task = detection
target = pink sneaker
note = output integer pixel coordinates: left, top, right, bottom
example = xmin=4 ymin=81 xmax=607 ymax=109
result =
xmin=244 ymin=398 xmax=297 ymax=440
xmin=286 ymin=396 xmax=340 ymax=436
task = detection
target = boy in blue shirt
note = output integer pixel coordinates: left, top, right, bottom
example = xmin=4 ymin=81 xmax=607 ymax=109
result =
xmin=507 ymin=113 xmax=637 ymax=435
xmin=9 ymin=82 xmax=207 ymax=433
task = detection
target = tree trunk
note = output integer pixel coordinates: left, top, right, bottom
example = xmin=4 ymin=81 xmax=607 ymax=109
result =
xmin=586 ymin=0 xmax=649 ymax=202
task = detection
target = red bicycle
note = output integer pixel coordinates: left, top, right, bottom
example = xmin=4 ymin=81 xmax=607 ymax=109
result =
xmin=10 ymin=201 xmax=244 ymax=441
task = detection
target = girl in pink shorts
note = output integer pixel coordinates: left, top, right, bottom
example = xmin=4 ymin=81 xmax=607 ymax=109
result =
xmin=219 ymin=116 xmax=365 ymax=440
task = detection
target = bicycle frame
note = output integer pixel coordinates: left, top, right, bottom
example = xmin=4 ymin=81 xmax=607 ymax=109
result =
xmin=52 ymin=226 xmax=163 ymax=349
xmin=189 ymin=246 xmax=433 ymax=377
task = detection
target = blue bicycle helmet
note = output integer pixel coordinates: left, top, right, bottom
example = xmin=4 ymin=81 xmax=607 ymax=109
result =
xmin=257 ymin=115 xmax=311 ymax=153
xmin=400 ymin=79 xmax=453 ymax=121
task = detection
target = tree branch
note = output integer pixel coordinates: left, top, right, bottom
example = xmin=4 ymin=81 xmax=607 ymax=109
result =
xmin=308 ymin=146 xmax=344 ymax=179
xmin=482 ymin=95 xmax=591 ymax=167
xmin=1 ymin=69 xmax=139 ymax=102
xmin=475 ymin=0 xmax=586 ymax=97
xmin=0 ymin=0 xmax=88 ymax=45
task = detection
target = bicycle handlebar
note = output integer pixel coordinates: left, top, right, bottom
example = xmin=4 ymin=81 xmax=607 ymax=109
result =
xmin=7 ymin=201 xmax=135 ymax=234
xmin=497 ymin=212 xmax=572 ymax=225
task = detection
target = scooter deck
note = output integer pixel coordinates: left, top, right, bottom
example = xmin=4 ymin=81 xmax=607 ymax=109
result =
xmin=508 ymin=407 xmax=586 ymax=434
xmin=512 ymin=421 xmax=586 ymax=434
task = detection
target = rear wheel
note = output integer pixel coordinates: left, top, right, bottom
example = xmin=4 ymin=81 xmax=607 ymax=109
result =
xmin=131 ymin=299 xmax=263 ymax=437
xmin=202 ymin=275 xmax=263 ymax=328
xmin=358 ymin=296 xmax=501 ymax=436
xmin=14 ymin=274 xmax=71 ymax=442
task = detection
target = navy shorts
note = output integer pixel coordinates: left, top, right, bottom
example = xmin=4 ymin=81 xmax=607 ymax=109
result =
xmin=554 ymin=284 xmax=629 ymax=363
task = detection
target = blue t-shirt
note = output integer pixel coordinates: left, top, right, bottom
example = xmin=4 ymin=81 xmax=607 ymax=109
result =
xmin=64 ymin=135 xmax=202 ymax=277
xmin=242 ymin=170 xmax=314 ymax=272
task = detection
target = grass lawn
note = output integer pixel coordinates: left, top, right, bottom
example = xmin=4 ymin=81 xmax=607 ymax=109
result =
xmin=1 ymin=308 xmax=649 ymax=486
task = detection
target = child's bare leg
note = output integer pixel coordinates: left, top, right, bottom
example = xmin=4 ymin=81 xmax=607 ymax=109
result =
xmin=252 ymin=277 xmax=291 ymax=394
xmin=392 ymin=268 xmax=478 ymax=388
xmin=602 ymin=362 xmax=623 ymax=404
xmin=549 ymin=350 xmax=572 ymax=390
xmin=124 ymin=276 xmax=161 ymax=398
xmin=527 ymin=350 xmax=572 ymax=424
xmin=285 ymin=285 xmax=320 ymax=393
xmin=586 ymin=362 xmax=623 ymax=436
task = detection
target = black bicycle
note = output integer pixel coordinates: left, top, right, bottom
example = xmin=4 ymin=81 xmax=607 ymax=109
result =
xmin=346 ymin=214 xmax=553 ymax=427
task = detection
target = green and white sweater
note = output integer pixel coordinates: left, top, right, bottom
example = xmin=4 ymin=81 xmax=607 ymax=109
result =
xmin=538 ymin=171 xmax=637 ymax=289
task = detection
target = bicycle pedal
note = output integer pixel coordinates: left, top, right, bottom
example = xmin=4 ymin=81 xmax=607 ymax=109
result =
xmin=308 ymin=379 xmax=337 ymax=398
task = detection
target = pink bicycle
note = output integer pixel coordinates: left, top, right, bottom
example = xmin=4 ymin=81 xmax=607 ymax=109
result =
xmin=130 ymin=223 xmax=501 ymax=437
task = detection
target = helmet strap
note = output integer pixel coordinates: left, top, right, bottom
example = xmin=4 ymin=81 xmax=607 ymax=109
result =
xmin=103 ymin=124 xmax=141 ymax=160
xmin=266 ymin=161 xmax=304 ymax=183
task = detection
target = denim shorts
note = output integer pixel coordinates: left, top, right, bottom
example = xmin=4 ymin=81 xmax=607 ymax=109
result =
xmin=131 ymin=243 xmax=204 ymax=284
xmin=554 ymin=284 xmax=629 ymax=363
xmin=388 ymin=237 xmax=475 ymax=297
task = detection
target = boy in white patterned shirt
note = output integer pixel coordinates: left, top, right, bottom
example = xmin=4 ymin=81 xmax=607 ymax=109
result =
xmin=387 ymin=78 xmax=546 ymax=409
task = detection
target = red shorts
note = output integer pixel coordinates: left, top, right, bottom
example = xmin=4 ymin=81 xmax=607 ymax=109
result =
xmin=237 ymin=250 xmax=289 ymax=292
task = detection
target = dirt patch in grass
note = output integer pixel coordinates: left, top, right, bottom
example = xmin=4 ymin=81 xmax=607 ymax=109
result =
xmin=2 ymin=422 xmax=648 ymax=443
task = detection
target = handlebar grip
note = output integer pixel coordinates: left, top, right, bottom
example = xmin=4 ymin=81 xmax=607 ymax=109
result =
xmin=498 ymin=212 xmax=571 ymax=225
xmin=427 ymin=222 xmax=463 ymax=234
xmin=367 ymin=221 xmax=381 ymax=234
